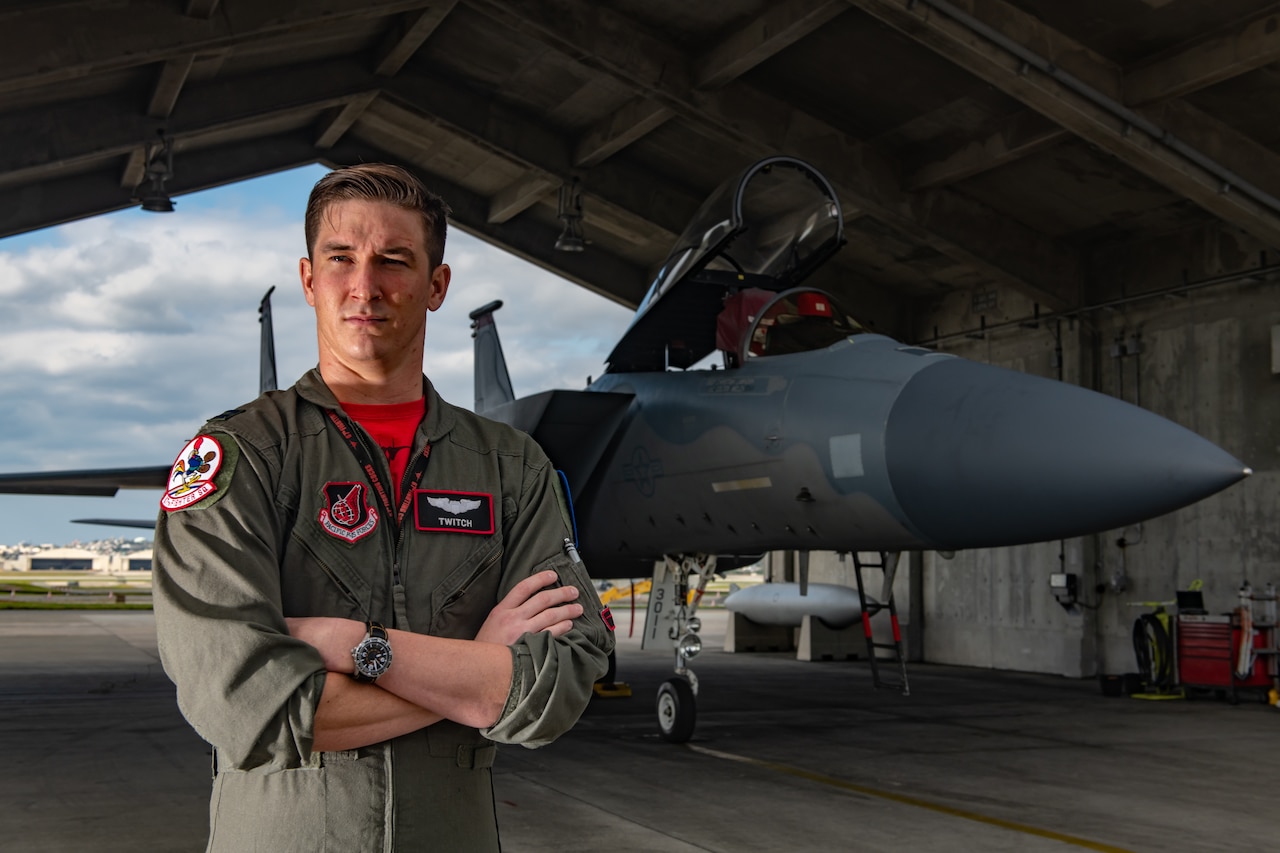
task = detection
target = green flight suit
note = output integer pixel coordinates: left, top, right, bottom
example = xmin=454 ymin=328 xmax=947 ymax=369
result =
xmin=154 ymin=369 xmax=614 ymax=852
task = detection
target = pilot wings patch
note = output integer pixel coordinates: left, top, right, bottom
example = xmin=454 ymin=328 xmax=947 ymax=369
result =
xmin=426 ymin=496 xmax=482 ymax=514
xmin=414 ymin=490 xmax=494 ymax=535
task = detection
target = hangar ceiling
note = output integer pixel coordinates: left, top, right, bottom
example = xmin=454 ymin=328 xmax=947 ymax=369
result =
xmin=3 ymin=0 xmax=1280 ymax=340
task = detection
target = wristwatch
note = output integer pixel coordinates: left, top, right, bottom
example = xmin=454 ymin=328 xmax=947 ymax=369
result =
xmin=351 ymin=622 xmax=392 ymax=683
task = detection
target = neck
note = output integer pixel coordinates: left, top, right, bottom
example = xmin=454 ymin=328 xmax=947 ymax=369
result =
xmin=319 ymin=360 xmax=424 ymax=405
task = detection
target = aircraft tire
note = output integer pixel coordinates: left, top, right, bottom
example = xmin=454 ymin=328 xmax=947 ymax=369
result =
xmin=656 ymin=677 xmax=696 ymax=743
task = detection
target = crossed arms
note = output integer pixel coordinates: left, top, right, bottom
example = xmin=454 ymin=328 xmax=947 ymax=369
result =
xmin=287 ymin=569 xmax=583 ymax=752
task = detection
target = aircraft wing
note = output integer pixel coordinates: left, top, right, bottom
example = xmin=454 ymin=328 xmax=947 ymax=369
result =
xmin=72 ymin=517 xmax=158 ymax=530
xmin=483 ymin=389 xmax=634 ymax=498
xmin=0 ymin=465 xmax=170 ymax=497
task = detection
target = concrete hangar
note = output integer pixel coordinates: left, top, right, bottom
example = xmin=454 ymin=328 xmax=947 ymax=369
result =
xmin=0 ymin=0 xmax=1276 ymax=846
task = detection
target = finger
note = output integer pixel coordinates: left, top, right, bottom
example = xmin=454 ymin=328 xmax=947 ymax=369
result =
xmin=525 ymin=602 xmax=584 ymax=635
xmin=500 ymin=570 xmax=561 ymax=609
xmin=506 ymin=583 xmax=578 ymax=621
xmin=545 ymin=618 xmax=576 ymax=638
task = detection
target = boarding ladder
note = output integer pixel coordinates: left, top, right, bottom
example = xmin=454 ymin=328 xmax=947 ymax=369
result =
xmin=852 ymin=551 xmax=910 ymax=695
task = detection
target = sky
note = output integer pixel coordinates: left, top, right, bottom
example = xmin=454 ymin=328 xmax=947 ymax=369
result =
xmin=0 ymin=164 xmax=635 ymax=546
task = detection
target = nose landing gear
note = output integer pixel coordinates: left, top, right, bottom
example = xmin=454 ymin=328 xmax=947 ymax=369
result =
xmin=645 ymin=554 xmax=715 ymax=743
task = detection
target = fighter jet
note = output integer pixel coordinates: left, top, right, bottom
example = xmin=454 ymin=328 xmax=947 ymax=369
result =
xmin=469 ymin=156 xmax=1248 ymax=740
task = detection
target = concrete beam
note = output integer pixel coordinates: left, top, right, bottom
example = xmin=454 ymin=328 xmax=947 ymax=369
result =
xmin=474 ymin=0 xmax=1084 ymax=309
xmin=325 ymin=140 xmax=652 ymax=307
xmin=904 ymin=110 xmax=1066 ymax=190
xmin=1125 ymin=7 xmax=1280 ymax=105
xmin=369 ymin=96 xmax=684 ymax=256
xmin=315 ymin=91 xmax=380 ymax=149
xmin=851 ymin=0 xmax=1280 ymax=251
xmin=0 ymin=58 xmax=377 ymax=184
xmin=898 ymin=3 xmax=1280 ymax=190
xmin=571 ymin=0 xmax=848 ymax=169
xmin=573 ymin=97 xmax=673 ymax=168
xmin=0 ymin=0 xmax=430 ymax=96
xmin=487 ymin=173 xmax=557 ymax=224
xmin=148 ymin=56 xmax=195 ymax=119
xmin=1135 ymin=98 xmax=1280 ymax=202
xmin=694 ymin=0 xmax=849 ymax=88
xmin=382 ymin=68 xmax=701 ymax=235
xmin=0 ymin=133 xmax=321 ymax=239
xmin=119 ymin=147 xmax=147 ymax=190
xmin=185 ymin=0 xmax=220 ymax=18
xmin=374 ymin=1 xmax=459 ymax=77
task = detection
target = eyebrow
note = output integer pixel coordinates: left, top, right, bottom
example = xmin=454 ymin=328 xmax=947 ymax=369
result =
xmin=319 ymin=241 xmax=418 ymax=259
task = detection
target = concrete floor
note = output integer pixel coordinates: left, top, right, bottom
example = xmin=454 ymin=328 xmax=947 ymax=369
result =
xmin=0 ymin=608 xmax=1275 ymax=852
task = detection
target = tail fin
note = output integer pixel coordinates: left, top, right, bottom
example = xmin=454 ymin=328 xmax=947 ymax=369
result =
xmin=469 ymin=300 xmax=514 ymax=413
xmin=259 ymin=286 xmax=278 ymax=395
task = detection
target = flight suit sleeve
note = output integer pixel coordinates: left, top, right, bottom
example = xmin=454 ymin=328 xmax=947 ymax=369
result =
xmin=482 ymin=446 xmax=615 ymax=748
xmin=153 ymin=431 xmax=327 ymax=770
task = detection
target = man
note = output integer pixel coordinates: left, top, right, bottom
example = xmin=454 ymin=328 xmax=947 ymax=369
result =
xmin=154 ymin=163 xmax=614 ymax=852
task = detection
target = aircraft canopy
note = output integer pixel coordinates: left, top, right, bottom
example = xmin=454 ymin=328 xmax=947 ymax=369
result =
xmin=643 ymin=157 xmax=844 ymax=311
xmin=606 ymin=156 xmax=846 ymax=373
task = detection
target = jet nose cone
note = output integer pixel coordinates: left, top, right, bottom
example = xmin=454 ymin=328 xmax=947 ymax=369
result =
xmin=885 ymin=359 xmax=1248 ymax=549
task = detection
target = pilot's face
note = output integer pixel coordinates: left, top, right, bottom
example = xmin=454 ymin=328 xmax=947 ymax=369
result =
xmin=300 ymin=199 xmax=449 ymax=377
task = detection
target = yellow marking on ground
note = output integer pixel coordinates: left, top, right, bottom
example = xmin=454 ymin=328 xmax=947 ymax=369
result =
xmin=687 ymin=744 xmax=1136 ymax=853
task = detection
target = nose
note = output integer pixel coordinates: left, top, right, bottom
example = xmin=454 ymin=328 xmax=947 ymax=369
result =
xmin=883 ymin=357 xmax=1249 ymax=549
xmin=349 ymin=259 xmax=383 ymax=302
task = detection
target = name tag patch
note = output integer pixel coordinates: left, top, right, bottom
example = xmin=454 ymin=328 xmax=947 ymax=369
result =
xmin=415 ymin=490 xmax=494 ymax=535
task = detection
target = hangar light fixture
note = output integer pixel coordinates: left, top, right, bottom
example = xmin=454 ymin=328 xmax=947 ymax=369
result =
xmin=137 ymin=133 xmax=176 ymax=213
xmin=554 ymin=178 xmax=585 ymax=252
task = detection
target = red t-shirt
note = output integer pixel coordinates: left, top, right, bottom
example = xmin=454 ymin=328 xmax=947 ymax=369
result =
xmin=342 ymin=398 xmax=426 ymax=501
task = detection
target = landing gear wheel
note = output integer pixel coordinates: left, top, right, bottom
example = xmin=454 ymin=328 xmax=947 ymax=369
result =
xmin=656 ymin=677 xmax=696 ymax=743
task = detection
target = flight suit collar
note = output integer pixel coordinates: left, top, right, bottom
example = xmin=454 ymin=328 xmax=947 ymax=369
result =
xmin=294 ymin=367 xmax=457 ymax=443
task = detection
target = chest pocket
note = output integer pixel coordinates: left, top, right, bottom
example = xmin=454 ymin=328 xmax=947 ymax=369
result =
xmin=426 ymin=533 xmax=504 ymax=639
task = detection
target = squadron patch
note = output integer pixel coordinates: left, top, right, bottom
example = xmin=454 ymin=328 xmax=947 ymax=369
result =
xmin=414 ymin=490 xmax=494 ymax=535
xmin=319 ymin=482 xmax=379 ymax=543
xmin=161 ymin=435 xmax=224 ymax=512
xmin=601 ymin=606 xmax=616 ymax=632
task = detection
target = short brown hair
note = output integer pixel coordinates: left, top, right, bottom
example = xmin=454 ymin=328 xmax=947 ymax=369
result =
xmin=304 ymin=163 xmax=451 ymax=267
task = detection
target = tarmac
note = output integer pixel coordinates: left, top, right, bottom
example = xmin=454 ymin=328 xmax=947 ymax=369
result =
xmin=1 ymin=607 xmax=1276 ymax=852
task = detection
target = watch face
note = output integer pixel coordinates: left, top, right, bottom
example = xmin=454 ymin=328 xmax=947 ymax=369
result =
xmin=354 ymin=635 xmax=392 ymax=678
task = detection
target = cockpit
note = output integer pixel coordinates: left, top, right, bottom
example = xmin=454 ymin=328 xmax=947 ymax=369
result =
xmin=717 ymin=286 xmax=865 ymax=367
xmin=605 ymin=156 xmax=865 ymax=374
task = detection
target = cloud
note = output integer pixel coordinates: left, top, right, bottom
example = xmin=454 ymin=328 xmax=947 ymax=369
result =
xmin=0 ymin=168 xmax=637 ymax=544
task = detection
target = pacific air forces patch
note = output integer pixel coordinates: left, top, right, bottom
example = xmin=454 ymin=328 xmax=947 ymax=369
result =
xmin=161 ymin=435 xmax=224 ymax=511
xmin=414 ymin=490 xmax=494 ymax=534
xmin=319 ymin=482 xmax=379 ymax=543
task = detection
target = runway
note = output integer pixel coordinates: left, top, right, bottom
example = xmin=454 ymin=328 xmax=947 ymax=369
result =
xmin=0 ymin=608 xmax=1274 ymax=852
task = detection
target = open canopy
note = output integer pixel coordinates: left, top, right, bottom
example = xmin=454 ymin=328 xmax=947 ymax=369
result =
xmin=606 ymin=157 xmax=846 ymax=373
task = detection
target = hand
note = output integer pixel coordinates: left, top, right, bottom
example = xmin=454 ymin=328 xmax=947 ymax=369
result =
xmin=286 ymin=616 xmax=365 ymax=674
xmin=475 ymin=570 xmax=584 ymax=646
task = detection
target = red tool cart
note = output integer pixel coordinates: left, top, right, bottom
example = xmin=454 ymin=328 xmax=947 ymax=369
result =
xmin=1178 ymin=604 xmax=1276 ymax=703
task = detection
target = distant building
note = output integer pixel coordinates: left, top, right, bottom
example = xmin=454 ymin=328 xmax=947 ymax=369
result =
xmin=14 ymin=547 xmax=105 ymax=572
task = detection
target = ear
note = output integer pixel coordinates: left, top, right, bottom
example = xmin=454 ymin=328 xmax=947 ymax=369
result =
xmin=426 ymin=263 xmax=451 ymax=312
xmin=299 ymin=257 xmax=316 ymax=307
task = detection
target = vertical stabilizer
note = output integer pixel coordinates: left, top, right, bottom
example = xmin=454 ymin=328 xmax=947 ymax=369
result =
xmin=259 ymin=286 xmax=278 ymax=395
xmin=469 ymin=300 xmax=515 ymax=413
